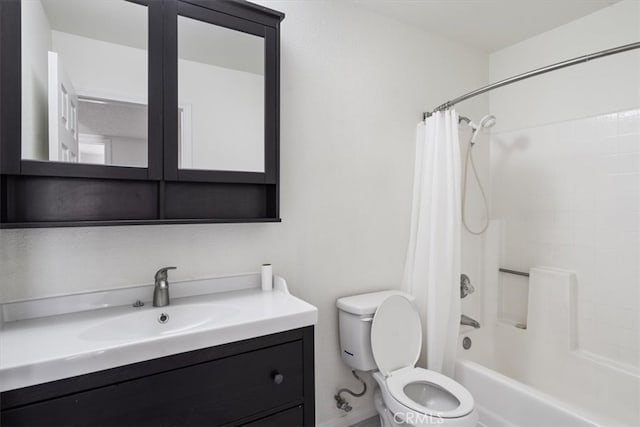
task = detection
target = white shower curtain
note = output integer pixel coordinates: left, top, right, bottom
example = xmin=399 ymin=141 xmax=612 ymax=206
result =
xmin=402 ymin=110 xmax=461 ymax=376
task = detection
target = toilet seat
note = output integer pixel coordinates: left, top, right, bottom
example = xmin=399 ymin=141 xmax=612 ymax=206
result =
xmin=386 ymin=367 xmax=474 ymax=418
xmin=370 ymin=295 xmax=475 ymax=421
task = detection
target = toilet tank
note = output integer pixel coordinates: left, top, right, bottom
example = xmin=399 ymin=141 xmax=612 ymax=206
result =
xmin=336 ymin=290 xmax=414 ymax=371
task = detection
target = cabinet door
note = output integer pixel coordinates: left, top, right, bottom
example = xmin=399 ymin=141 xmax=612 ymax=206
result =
xmin=1 ymin=341 xmax=304 ymax=426
xmin=163 ymin=0 xmax=278 ymax=185
xmin=14 ymin=0 xmax=163 ymax=180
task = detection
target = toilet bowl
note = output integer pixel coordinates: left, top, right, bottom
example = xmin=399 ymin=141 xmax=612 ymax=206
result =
xmin=373 ymin=369 xmax=477 ymax=426
xmin=337 ymin=292 xmax=478 ymax=427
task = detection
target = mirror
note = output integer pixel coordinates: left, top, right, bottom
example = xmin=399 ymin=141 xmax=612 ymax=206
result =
xmin=21 ymin=0 xmax=148 ymax=167
xmin=177 ymin=15 xmax=264 ymax=173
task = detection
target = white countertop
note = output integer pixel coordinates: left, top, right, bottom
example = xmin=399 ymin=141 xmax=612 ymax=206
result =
xmin=0 ymin=275 xmax=317 ymax=392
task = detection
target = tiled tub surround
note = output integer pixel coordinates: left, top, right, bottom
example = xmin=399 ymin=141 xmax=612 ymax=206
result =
xmin=0 ymin=274 xmax=318 ymax=391
xmin=491 ymin=109 xmax=640 ymax=367
xmin=461 ymin=225 xmax=640 ymax=426
xmin=473 ymin=109 xmax=640 ymax=425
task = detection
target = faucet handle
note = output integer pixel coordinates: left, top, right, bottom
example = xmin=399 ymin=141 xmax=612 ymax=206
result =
xmin=460 ymin=273 xmax=475 ymax=299
xmin=155 ymin=266 xmax=177 ymax=282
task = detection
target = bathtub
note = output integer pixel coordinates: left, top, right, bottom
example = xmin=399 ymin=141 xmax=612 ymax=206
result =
xmin=455 ymin=359 xmax=603 ymax=427
xmin=455 ymin=221 xmax=640 ymax=426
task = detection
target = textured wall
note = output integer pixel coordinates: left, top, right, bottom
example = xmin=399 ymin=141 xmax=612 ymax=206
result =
xmin=1 ymin=1 xmax=489 ymax=425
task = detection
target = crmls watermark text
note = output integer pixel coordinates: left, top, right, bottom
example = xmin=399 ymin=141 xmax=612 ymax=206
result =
xmin=393 ymin=412 xmax=445 ymax=424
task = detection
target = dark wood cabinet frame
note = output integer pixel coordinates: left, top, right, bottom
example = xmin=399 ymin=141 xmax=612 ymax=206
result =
xmin=0 ymin=0 xmax=284 ymax=228
xmin=1 ymin=326 xmax=315 ymax=426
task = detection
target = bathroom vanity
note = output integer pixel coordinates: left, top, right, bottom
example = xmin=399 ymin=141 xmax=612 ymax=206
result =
xmin=0 ymin=275 xmax=317 ymax=426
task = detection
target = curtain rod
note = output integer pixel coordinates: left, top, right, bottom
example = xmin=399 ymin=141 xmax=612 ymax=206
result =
xmin=423 ymin=40 xmax=640 ymax=120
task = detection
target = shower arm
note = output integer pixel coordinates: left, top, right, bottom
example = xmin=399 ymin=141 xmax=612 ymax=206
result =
xmin=423 ymin=40 xmax=640 ymax=120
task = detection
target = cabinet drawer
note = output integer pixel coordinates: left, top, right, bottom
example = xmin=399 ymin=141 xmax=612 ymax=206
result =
xmin=2 ymin=341 xmax=304 ymax=426
xmin=241 ymin=406 xmax=303 ymax=426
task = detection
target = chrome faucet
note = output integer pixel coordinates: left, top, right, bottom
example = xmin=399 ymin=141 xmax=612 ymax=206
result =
xmin=461 ymin=314 xmax=480 ymax=329
xmin=153 ymin=267 xmax=177 ymax=307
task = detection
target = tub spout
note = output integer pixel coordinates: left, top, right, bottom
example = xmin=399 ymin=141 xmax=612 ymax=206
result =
xmin=461 ymin=314 xmax=480 ymax=329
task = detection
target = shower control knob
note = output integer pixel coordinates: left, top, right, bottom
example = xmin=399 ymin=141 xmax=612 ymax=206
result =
xmin=272 ymin=371 xmax=284 ymax=385
xmin=460 ymin=273 xmax=475 ymax=298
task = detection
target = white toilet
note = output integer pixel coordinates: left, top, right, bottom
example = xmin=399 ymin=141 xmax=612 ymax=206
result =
xmin=336 ymin=291 xmax=478 ymax=427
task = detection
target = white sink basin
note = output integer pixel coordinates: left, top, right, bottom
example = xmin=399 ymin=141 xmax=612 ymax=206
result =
xmin=0 ymin=274 xmax=318 ymax=392
xmin=79 ymin=303 xmax=238 ymax=342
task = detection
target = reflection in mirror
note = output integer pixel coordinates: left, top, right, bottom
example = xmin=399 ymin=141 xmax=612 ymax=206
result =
xmin=178 ymin=16 xmax=264 ymax=173
xmin=77 ymin=98 xmax=147 ymax=167
xmin=21 ymin=0 xmax=148 ymax=167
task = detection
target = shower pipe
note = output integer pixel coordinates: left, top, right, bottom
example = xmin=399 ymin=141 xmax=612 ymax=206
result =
xmin=423 ymin=40 xmax=640 ymax=119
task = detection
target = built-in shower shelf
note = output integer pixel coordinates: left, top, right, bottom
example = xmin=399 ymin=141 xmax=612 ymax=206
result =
xmin=497 ymin=318 xmax=528 ymax=330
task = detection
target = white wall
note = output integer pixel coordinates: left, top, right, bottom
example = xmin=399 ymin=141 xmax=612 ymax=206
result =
xmin=490 ymin=0 xmax=640 ymax=132
xmin=52 ymin=30 xmax=148 ymax=104
xmin=21 ymin=0 xmax=52 ymax=160
xmin=1 ymin=2 xmax=489 ymax=425
xmin=178 ymin=59 xmax=264 ymax=172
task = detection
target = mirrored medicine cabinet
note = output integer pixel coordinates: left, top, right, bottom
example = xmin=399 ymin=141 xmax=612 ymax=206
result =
xmin=0 ymin=0 xmax=284 ymax=227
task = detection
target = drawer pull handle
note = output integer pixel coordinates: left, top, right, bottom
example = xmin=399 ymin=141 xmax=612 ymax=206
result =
xmin=272 ymin=371 xmax=284 ymax=385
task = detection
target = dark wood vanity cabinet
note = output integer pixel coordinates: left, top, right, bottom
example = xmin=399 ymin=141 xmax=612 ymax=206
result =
xmin=0 ymin=327 xmax=315 ymax=426
xmin=0 ymin=0 xmax=284 ymax=228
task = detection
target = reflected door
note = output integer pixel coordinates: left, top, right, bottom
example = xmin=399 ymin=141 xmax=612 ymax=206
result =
xmin=21 ymin=0 xmax=150 ymax=168
xmin=47 ymin=51 xmax=78 ymax=162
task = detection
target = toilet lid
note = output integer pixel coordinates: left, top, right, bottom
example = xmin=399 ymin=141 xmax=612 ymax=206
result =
xmin=371 ymin=295 xmax=422 ymax=376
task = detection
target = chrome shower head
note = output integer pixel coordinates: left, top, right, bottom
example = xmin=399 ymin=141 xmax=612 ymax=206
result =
xmin=479 ymin=114 xmax=496 ymax=129
xmin=470 ymin=114 xmax=497 ymax=144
